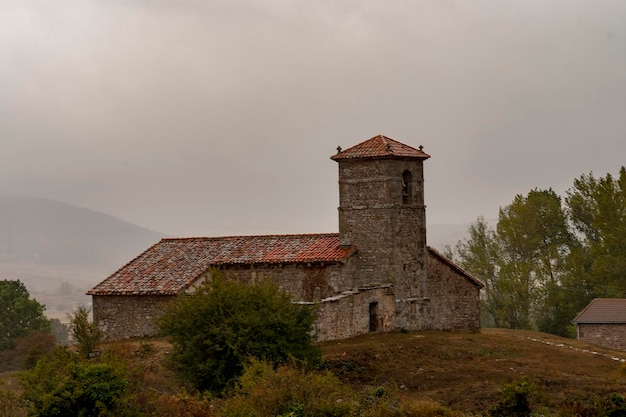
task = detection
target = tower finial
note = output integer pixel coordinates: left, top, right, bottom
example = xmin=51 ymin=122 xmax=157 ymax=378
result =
xmin=336 ymin=146 xmax=342 ymax=154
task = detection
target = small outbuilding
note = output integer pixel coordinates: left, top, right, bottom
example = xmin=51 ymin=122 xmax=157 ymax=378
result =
xmin=572 ymin=298 xmax=626 ymax=350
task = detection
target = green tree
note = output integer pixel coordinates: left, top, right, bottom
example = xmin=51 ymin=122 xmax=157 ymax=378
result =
xmin=449 ymin=168 xmax=626 ymax=337
xmin=0 ymin=280 xmax=50 ymax=351
xmin=446 ymin=217 xmax=503 ymax=327
xmin=67 ymin=305 xmax=101 ymax=359
xmin=566 ymin=167 xmax=626 ymax=298
xmin=496 ymin=188 xmax=575 ymax=331
xmin=450 ymin=190 xmax=574 ymax=332
xmin=159 ymin=275 xmax=321 ymax=393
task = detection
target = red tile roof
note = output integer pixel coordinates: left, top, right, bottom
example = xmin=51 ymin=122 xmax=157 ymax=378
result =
xmin=331 ymin=135 xmax=430 ymax=161
xmin=88 ymin=234 xmax=356 ymax=296
xmin=572 ymin=298 xmax=626 ymax=324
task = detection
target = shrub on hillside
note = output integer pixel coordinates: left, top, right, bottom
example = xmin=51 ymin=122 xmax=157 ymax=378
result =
xmin=0 ymin=378 xmax=26 ymax=417
xmin=219 ymin=359 xmax=353 ymax=417
xmin=67 ymin=304 xmax=101 ymax=358
xmin=216 ymin=360 xmax=456 ymax=417
xmin=487 ymin=377 xmax=534 ymax=417
xmin=20 ymin=347 xmax=138 ymax=417
xmin=12 ymin=331 xmax=56 ymax=370
xmin=159 ymin=275 xmax=320 ymax=393
xmin=0 ymin=332 xmax=56 ymax=372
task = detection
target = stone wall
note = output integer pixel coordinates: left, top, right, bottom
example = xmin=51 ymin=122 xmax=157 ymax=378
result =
xmin=93 ymin=262 xmax=356 ymax=340
xmin=313 ymin=285 xmax=395 ymax=341
xmin=427 ymin=252 xmax=481 ymax=331
xmin=92 ymin=294 xmax=174 ymax=340
xmin=336 ymin=158 xmax=427 ymax=330
xmin=93 ymin=252 xmax=482 ymax=340
xmin=193 ymin=261 xmax=353 ymax=302
xmin=577 ymin=323 xmax=626 ymax=350
xmin=93 ymin=277 xmax=396 ymax=342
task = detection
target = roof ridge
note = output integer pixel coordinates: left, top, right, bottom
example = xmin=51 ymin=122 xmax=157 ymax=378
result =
xmin=331 ymin=134 xmax=429 ymax=161
xmin=427 ymin=246 xmax=484 ymax=288
xmin=162 ymin=232 xmax=340 ymax=241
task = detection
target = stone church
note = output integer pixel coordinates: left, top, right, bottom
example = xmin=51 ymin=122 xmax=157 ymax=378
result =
xmin=88 ymin=135 xmax=483 ymax=341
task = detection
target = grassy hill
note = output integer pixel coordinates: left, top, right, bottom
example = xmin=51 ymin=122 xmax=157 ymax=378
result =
xmin=3 ymin=328 xmax=626 ymax=415
xmin=321 ymin=328 xmax=626 ymax=413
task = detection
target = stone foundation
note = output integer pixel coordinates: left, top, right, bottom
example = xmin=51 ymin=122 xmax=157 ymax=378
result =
xmin=577 ymin=323 xmax=626 ymax=351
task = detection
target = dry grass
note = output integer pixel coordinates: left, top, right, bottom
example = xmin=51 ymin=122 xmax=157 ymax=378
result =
xmin=320 ymin=328 xmax=626 ymax=413
xmin=3 ymin=329 xmax=626 ymax=415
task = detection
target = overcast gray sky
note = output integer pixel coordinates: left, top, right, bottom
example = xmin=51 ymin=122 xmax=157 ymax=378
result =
xmin=2 ymin=0 xmax=625 ymax=237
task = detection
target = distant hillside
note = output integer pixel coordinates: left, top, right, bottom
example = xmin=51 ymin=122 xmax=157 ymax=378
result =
xmin=0 ymin=195 xmax=165 ymax=269
xmin=0 ymin=196 xmax=166 ymax=319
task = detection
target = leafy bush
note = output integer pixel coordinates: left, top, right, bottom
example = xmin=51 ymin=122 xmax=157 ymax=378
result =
xmin=20 ymin=347 xmax=138 ymax=417
xmin=12 ymin=331 xmax=56 ymax=370
xmin=487 ymin=377 xmax=534 ymax=417
xmin=0 ymin=378 xmax=26 ymax=417
xmin=604 ymin=393 xmax=626 ymax=417
xmin=217 ymin=360 xmax=454 ymax=417
xmin=0 ymin=331 xmax=56 ymax=372
xmin=159 ymin=275 xmax=321 ymax=393
xmin=219 ymin=359 xmax=353 ymax=417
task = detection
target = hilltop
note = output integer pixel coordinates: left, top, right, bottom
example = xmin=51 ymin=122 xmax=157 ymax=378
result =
xmin=320 ymin=328 xmax=626 ymax=413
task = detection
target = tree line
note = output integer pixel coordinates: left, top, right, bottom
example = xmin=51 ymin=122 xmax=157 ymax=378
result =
xmin=446 ymin=166 xmax=626 ymax=337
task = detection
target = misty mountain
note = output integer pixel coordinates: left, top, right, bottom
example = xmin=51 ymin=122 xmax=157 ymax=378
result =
xmin=0 ymin=195 xmax=165 ymax=270
xmin=0 ymin=194 xmax=472 ymax=272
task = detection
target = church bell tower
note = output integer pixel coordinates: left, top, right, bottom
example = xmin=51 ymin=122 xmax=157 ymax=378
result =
xmin=331 ymin=135 xmax=430 ymax=330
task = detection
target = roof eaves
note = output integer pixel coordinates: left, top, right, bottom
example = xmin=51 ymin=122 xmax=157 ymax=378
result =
xmin=572 ymin=299 xmax=597 ymax=323
xmin=330 ymin=135 xmax=430 ymax=161
xmin=86 ymin=238 xmax=166 ymax=296
xmin=572 ymin=298 xmax=626 ymax=323
xmin=427 ymin=246 xmax=485 ymax=288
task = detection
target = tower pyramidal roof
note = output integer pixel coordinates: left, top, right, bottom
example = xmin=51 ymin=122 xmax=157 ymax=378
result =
xmin=331 ymin=134 xmax=430 ymax=161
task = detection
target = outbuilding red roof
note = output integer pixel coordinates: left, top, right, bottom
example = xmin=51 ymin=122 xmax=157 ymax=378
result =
xmin=572 ymin=298 xmax=626 ymax=324
xmin=331 ymin=135 xmax=430 ymax=161
xmin=88 ymin=233 xmax=356 ymax=296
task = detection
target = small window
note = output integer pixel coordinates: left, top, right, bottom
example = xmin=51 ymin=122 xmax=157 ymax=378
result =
xmin=402 ymin=170 xmax=412 ymax=204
